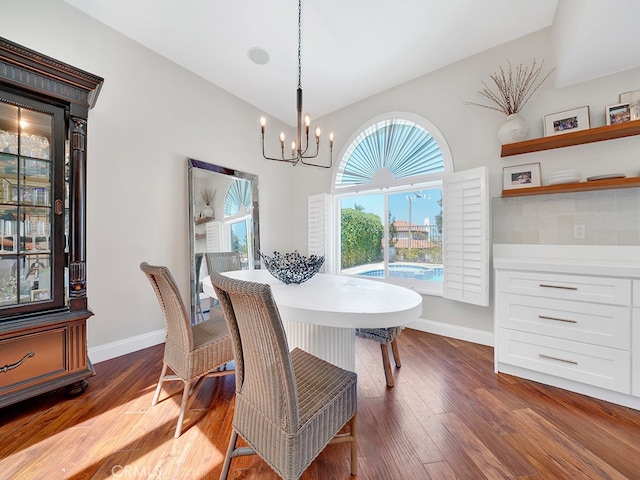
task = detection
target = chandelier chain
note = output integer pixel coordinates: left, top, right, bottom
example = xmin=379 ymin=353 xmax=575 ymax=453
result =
xmin=297 ymin=0 xmax=302 ymax=89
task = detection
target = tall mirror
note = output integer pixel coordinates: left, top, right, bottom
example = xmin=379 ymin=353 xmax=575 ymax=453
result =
xmin=188 ymin=158 xmax=260 ymax=321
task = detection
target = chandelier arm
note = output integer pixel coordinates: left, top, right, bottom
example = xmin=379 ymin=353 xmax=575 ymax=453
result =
xmin=300 ymin=153 xmax=333 ymax=168
xmin=261 ymin=132 xmax=299 ymax=164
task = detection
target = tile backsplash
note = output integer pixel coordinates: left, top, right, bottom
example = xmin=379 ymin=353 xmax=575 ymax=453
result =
xmin=492 ymin=188 xmax=640 ymax=245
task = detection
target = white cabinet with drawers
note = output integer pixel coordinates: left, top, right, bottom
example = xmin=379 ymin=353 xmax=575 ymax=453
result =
xmin=494 ymin=244 xmax=640 ymax=410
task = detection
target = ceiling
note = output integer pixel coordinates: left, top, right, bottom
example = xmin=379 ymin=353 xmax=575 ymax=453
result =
xmin=63 ymin=0 xmax=640 ymax=127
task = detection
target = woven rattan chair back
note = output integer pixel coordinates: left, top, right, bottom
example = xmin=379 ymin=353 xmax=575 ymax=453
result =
xmin=212 ymin=272 xmax=299 ymax=427
xmin=206 ymin=251 xmax=241 ymax=274
xmin=211 ymin=272 xmax=358 ymax=480
xmin=141 ymin=262 xmax=193 ymax=352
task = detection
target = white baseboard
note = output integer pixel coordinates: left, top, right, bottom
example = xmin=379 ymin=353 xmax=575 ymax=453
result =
xmin=407 ymin=318 xmax=494 ymax=347
xmin=89 ymin=329 xmax=165 ymax=364
xmin=88 ymin=320 xmax=493 ymax=365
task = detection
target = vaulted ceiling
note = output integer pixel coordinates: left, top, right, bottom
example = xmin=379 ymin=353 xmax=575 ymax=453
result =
xmin=64 ymin=0 xmax=640 ymax=126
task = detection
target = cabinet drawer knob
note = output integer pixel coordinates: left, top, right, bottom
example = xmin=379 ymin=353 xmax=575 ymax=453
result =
xmin=538 ymin=315 xmax=578 ymax=324
xmin=0 ymin=351 xmax=35 ymax=374
xmin=539 ymin=284 xmax=578 ymax=290
xmin=539 ymin=353 xmax=578 ymax=365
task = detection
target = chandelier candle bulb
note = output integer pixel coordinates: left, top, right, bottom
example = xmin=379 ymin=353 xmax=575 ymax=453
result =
xmin=260 ymin=116 xmax=266 ymax=133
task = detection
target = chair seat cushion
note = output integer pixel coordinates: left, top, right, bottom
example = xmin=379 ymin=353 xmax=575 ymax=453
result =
xmin=355 ymin=326 xmax=402 ymax=344
xmin=291 ymin=348 xmax=357 ymax=426
xmin=192 ymin=313 xmax=230 ymax=349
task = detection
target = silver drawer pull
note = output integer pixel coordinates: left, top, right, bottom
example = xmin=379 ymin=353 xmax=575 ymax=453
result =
xmin=538 ymin=315 xmax=578 ymax=324
xmin=539 ymin=353 xmax=578 ymax=365
xmin=0 ymin=351 xmax=35 ymax=374
xmin=539 ymin=284 xmax=578 ymax=290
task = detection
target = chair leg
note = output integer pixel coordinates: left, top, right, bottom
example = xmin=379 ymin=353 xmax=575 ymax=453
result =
xmin=350 ymin=412 xmax=358 ymax=476
xmin=391 ymin=338 xmax=401 ymax=368
xmin=380 ymin=343 xmax=394 ymax=387
xmin=151 ymin=362 xmax=169 ymax=406
xmin=174 ymin=381 xmax=192 ymax=438
xmin=219 ymin=430 xmax=238 ymax=480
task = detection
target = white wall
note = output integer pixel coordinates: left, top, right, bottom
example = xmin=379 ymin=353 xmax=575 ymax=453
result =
xmin=290 ymin=27 xmax=640 ymax=343
xmin=1 ymin=0 xmax=297 ymax=361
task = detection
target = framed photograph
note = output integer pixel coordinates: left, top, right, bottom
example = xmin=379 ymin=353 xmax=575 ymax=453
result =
xmin=30 ymin=288 xmax=50 ymax=301
xmin=503 ymin=163 xmax=541 ymax=190
xmin=606 ymin=103 xmax=631 ymax=125
xmin=618 ymin=90 xmax=640 ymax=103
xmin=544 ymin=106 xmax=590 ymax=136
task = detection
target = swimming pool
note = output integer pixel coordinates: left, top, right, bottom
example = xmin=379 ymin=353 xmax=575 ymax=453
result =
xmin=358 ymin=264 xmax=443 ymax=281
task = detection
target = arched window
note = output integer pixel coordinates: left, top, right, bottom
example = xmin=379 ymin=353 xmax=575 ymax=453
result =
xmin=335 ymin=117 xmax=448 ymax=188
xmin=309 ymin=113 xmax=488 ymax=304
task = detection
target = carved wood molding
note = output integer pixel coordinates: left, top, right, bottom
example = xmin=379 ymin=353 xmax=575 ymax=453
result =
xmin=0 ymin=36 xmax=103 ymax=113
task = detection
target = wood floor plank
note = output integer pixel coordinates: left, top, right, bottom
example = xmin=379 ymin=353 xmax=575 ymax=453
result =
xmin=1 ymin=330 xmax=640 ymax=479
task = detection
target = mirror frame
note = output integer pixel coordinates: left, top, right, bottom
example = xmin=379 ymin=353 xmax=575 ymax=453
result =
xmin=187 ymin=158 xmax=261 ymax=320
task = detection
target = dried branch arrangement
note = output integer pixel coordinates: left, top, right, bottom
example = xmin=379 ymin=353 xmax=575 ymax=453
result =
xmin=201 ymin=188 xmax=216 ymax=206
xmin=465 ymin=59 xmax=554 ymax=115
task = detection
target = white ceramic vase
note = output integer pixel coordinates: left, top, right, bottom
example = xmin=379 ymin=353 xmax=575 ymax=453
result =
xmin=202 ymin=206 xmax=214 ymax=218
xmin=498 ymin=113 xmax=529 ymax=144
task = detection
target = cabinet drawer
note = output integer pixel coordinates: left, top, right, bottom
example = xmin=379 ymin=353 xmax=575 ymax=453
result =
xmin=0 ymin=329 xmax=66 ymax=393
xmin=497 ymin=271 xmax=631 ymax=305
xmin=498 ymin=329 xmax=630 ymax=393
xmin=497 ymin=294 xmax=630 ymax=349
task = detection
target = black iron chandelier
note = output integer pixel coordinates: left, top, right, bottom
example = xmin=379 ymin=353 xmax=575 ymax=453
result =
xmin=260 ymin=0 xmax=333 ymax=168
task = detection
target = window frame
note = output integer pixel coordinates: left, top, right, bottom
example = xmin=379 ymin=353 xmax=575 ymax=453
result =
xmin=331 ymin=113 xmax=453 ymax=295
xmin=335 ymin=180 xmax=445 ymax=295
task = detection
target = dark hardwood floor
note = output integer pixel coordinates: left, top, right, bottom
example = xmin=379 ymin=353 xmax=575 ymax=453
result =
xmin=1 ymin=329 xmax=640 ymax=479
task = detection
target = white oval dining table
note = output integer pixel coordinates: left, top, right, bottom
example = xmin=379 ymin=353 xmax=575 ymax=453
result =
xmin=202 ymin=269 xmax=423 ymax=371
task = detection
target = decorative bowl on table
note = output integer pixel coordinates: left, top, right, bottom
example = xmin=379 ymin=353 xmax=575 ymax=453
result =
xmin=260 ymin=251 xmax=325 ymax=285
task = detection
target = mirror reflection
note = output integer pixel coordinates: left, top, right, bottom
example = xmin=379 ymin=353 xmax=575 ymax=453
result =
xmin=188 ymin=158 xmax=260 ymax=321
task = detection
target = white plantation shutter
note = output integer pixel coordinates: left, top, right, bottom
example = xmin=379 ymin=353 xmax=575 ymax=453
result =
xmin=206 ymin=221 xmax=224 ymax=252
xmin=442 ymin=166 xmax=489 ymax=306
xmin=308 ymin=193 xmax=333 ymax=273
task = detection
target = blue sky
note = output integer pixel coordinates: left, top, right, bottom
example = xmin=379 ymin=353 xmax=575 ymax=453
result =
xmin=341 ymin=187 xmax=442 ymax=227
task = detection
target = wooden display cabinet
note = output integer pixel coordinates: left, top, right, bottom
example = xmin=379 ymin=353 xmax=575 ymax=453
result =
xmin=0 ymin=37 xmax=103 ymax=407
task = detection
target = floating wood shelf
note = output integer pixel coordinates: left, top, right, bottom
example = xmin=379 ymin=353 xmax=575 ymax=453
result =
xmin=502 ymin=176 xmax=640 ymax=197
xmin=194 ymin=216 xmax=213 ymax=225
xmin=500 ymin=120 xmax=640 ymax=157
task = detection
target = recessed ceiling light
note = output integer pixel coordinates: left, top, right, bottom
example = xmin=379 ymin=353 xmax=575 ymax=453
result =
xmin=247 ymin=47 xmax=270 ymax=65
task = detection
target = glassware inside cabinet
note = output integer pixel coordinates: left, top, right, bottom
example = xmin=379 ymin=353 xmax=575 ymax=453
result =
xmin=0 ymin=100 xmax=54 ymax=309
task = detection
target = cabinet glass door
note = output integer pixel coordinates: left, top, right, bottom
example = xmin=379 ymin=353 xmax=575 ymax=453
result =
xmin=0 ymin=100 xmax=55 ymax=310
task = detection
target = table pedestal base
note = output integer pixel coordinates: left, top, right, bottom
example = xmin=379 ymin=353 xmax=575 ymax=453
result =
xmin=281 ymin=320 xmax=355 ymax=372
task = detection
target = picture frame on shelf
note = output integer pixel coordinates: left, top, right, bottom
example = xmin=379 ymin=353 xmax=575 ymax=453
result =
xmin=606 ymin=103 xmax=631 ymax=125
xmin=544 ymin=106 xmax=590 ymax=137
xmin=30 ymin=288 xmax=50 ymax=301
xmin=503 ymin=163 xmax=541 ymax=190
xmin=619 ymin=90 xmax=639 ymax=103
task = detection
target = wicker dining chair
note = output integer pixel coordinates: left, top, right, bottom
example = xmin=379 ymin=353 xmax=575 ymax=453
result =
xmin=140 ymin=262 xmax=235 ymax=438
xmin=210 ymin=272 xmax=358 ymax=480
xmin=205 ymin=251 xmax=241 ymax=275
xmin=355 ymin=327 xmax=403 ymax=387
